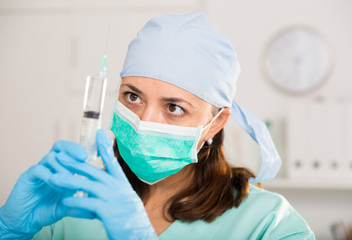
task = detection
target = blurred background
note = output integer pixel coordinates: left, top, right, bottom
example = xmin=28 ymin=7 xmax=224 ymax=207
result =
xmin=0 ymin=0 xmax=351 ymax=239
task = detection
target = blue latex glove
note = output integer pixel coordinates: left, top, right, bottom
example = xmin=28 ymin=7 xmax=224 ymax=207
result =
xmin=49 ymin=129 xmax=158 ymax=240
xmin=0 ymin=141 xmax=92 ymax=239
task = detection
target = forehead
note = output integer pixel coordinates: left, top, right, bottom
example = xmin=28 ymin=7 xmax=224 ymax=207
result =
xmin=120 ymin=76 xmax=209 ymax=106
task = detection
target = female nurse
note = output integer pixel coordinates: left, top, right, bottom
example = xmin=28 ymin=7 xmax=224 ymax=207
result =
xmin=0 ymin=12 xmax=315 ymax=239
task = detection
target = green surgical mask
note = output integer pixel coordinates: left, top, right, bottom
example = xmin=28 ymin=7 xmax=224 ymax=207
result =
xmin=109 ymin=100 xmax=223 ymax=185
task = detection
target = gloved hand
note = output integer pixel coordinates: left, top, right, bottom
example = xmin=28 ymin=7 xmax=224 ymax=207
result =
xmin=0 ymin=140 xmax=92 ymax=239
xmin=49 ymin=129 xmax=158 ymax=240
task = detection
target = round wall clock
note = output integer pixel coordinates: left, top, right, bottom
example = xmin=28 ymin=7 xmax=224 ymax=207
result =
xmin=262 ymin=26 xmax=333 ymax=94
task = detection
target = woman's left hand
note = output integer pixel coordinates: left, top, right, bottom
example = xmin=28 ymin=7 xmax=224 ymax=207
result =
xmin=49 ymin=129 xmax=158 ymax=240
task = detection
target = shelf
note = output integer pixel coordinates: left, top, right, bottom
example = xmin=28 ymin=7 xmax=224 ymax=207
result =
xmin=262 ymin=178 xmax=352 ymax=190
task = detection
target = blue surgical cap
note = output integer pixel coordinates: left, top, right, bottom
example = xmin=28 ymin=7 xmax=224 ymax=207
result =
xmin=120 ymin=12 xmax=281 ymax=183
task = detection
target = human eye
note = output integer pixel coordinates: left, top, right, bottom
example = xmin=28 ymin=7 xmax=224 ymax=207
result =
xmin=123 ymin=92 xmax=141 ymax=104
xmin=167 ymin=104 xmax=186 ymax=118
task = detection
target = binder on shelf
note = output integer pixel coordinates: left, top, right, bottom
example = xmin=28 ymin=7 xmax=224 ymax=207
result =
xmin=286 ymin=98 xmax=352 ymax=183
xmin=326 ymin=101 xmax=345 ymax=179
xmin=345 ymin=102 xmax=352 ymax=180
xmin=306 ymin=101 xmax=326 ymax=179
xmin=287 ymin=101 xmax=310 ymax=179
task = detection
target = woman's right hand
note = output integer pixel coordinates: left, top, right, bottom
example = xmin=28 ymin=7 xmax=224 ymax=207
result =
xmin=0 ymin=140 xmax=90 ymax=239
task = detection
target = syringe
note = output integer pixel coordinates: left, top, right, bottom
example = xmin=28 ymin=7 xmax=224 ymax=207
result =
xmin=79 ymin=55 xmax=107 ymax=169
xmin=74 ymin=56 xmax=107 ymax=198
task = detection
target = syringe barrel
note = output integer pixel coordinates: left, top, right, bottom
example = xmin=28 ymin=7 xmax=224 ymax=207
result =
xmin=82 ymin=74 xmax=107 ymax=116
xmin=79 ymin=74 xmax=107 ymax=170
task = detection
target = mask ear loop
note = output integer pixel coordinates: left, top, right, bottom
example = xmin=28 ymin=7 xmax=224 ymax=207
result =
xmin=197 ymin=108 xmax=224 ymax=152
xmin=203 ymin=107 xmax=224 ymax=131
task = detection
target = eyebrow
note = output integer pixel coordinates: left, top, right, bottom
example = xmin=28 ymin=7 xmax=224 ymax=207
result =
xmin=121 ymin=83 xmax=194 ymax=108
xmin=121 ymin=84 xmax=143 ymax=95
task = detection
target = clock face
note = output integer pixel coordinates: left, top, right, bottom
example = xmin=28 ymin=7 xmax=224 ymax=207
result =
xmin=263 ymin=26 xmax=332 ymax=94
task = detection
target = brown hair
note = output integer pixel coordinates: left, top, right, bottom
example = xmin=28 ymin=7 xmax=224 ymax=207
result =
xmin=113 ymin=108 xmax=255 ymax=223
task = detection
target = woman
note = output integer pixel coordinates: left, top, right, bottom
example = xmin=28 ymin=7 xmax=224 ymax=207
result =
xmin=0 ymin=12 xmax=314 ymax=239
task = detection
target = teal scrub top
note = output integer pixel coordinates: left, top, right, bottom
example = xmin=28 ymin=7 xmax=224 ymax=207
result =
xmin=32 ymin=185 xmax=315 ymax=240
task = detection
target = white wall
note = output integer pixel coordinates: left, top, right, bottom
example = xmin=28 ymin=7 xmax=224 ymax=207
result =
xmin=0 ymin=0 xmax=351 ymax=239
